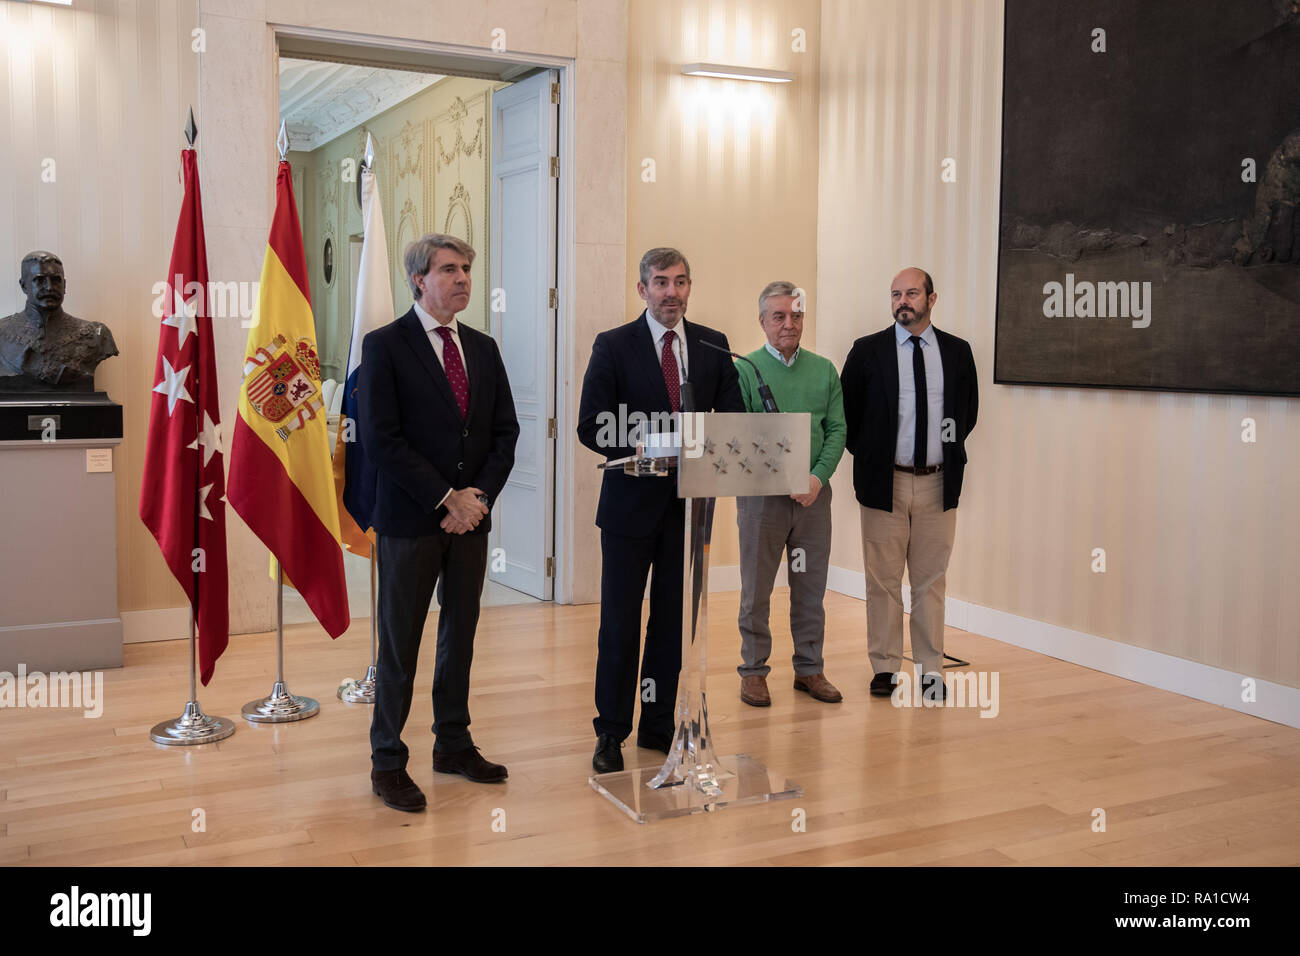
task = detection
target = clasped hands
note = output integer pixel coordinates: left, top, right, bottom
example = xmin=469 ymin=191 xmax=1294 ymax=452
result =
xmin=790 ymin=474 xmax=821 ymax=508
xmin=440 ymin=487 xmax=489 ymax=534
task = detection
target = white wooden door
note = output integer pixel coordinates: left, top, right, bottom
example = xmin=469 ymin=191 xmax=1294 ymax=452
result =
xmin=488 ymin=70 xmax=557 ymax=599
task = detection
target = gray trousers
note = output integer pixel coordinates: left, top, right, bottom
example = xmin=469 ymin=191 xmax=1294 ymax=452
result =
xmin=736 ymin=485 xmax=833 ymax=678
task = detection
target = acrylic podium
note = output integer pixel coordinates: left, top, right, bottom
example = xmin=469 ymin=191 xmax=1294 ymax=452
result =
xmin=590 ymin=411 xmax=810 ymax=822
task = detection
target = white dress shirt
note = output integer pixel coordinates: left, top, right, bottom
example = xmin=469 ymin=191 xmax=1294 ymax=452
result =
xmin=894 ymin=321 xmax=945 ymax=467
xmin=646 ymin=311 xmax=689 ymax=383
xmin=414 ymin=300 xmax=470 ymax=386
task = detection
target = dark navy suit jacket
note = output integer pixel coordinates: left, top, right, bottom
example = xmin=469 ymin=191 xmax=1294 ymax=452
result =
xmin=358 ymin=308 xmax=519 ymax=537
xmin=577 ymin=311 xmax=745 ymax=537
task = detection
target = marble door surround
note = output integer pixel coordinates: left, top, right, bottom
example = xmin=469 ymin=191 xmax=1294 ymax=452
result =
xmin=196 ymin=0 xmax=627 ymax=635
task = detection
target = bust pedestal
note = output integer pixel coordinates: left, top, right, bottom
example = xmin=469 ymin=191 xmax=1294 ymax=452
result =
xmin=0 ymin=392 xmax=124 ymax=672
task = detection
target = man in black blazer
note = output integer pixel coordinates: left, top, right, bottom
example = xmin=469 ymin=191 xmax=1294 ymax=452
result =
xmin=577 ymin=247 xmax=744 ymax=773
xmin=840 ymin=268 xmax=977 ymax=703
xmin=358 ymin=234 xmax=519 ymax=811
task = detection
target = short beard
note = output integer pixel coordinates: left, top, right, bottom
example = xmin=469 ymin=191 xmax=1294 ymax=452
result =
xmin=651 ymin=303 xmax=683 ymax=326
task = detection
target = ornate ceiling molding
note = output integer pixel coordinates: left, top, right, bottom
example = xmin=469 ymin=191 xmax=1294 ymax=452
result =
xmin=279 ymin=58 xmax=443 ymax=152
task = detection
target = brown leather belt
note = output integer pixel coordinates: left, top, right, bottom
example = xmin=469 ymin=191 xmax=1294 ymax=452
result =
xmin=894 ymin=463 xmax=943 ymax=475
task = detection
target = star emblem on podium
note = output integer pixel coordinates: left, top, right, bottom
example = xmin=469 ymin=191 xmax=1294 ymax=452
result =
xmin=726 ymin=437 xmax=741 ymax=455
xmin=765 ymin=458 xmax=780 ymax=472
xmin=751 ymin=438 xmax=768 ymax=455
xmin=712 ymin=457 xmax=727 ymax=474
xmin=777 ymin=436 xmax=792 ymax=454
xmin=738 ymin=457 xmax=753 ymax=473
xmin=703 ymin=438 xmax=716 ymax=456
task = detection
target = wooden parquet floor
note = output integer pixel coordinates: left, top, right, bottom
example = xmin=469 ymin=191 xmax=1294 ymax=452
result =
xmin=2 ymin=590 xmax=1297 ymax=866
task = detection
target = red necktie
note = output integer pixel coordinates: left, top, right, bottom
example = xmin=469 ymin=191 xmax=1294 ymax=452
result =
xmin=661 ymin=329 xmax=680 ymax=413
xmin=435 ymin=326 xmax=470 ymax=419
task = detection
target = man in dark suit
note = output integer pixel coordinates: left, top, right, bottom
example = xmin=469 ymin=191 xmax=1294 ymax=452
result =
xmin=358 ymin=234 xmax=519 ymax=811
xmin=840 ymin=267 xmax=978 ymax=703
xmin=577 ymin=247 xmax=744 ymax=773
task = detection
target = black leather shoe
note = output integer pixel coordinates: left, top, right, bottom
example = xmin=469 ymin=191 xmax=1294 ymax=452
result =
xmin=869 ymin=672 xmax=898 ymax=697
xmin=371 ymin=768 xmax=427 ymax=812
xmin=433 ymin=746 xmax=508 ymax=783
xmin=593 ymin=733 xmax=623 ymax=773
xmin=921 ymin=675 xmax=947 ymax=703
xmin=636 ymin=730 xmax=673 ymax=754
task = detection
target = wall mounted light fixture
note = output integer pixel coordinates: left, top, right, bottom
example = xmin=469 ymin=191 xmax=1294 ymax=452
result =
xmin=681 ymin=63 xmax=794 ymax=84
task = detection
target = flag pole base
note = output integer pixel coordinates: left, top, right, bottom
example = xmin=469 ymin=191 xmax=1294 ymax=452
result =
xmin=150 ymin=700 xmax=236 ymax=746
xmin=242 ymin=681 xmax=319 ymax=722
xmin=337 ymin=665 xmax=377 ymax=703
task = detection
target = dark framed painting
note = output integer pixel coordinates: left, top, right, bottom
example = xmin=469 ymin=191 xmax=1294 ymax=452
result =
xmin=994 ymin=0 xmax=1300 ymax=396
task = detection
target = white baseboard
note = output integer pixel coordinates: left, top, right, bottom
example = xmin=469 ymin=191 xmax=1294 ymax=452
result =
xmin=121 ymin=607 xmax=191 ymax=644
xmin=946 ymin=596 xmax=1300 ymax=730
xmin=713 ymin=563 xmax=1300 ymax=730
xmin=708 ymin=564 xmax=788 ymax=593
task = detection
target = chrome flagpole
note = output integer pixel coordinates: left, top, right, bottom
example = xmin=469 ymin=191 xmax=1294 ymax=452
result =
xmin=337 ymin=133 xmax=381 ymax=705
xmin=150 ymin=108 xmax=236 ymax=747
xmin=241 ymin=120 xmax=319 ymax=724
xmin=150 ymin=607 xmax=237 ymax=745
xmin=243 ymin=561 xmax=320 ymax=722
xmin=338 ymin=546 xmax=378 ymax=703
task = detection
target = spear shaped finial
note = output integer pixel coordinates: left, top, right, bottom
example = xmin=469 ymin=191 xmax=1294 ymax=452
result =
xmin=277 ymin=120 xmax=289 ymax=160
xmin=356 ymin=132 xmax=376 ymax=209
xmin=184 ymin=107 xmax=197 ymax=148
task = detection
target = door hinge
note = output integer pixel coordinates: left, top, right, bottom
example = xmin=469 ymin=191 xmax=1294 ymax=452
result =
xmin=547 ymin=417 xmax=557 ymax=438
xmin=548 ymin=288 xmax=558 ymax=309
xmin=550 ymin=82 xmax=559 ymax=104
xmin=545 ymin=556 xmax=555 ymax=577
xmin=550 ymin=155 xmax=559 ymax=177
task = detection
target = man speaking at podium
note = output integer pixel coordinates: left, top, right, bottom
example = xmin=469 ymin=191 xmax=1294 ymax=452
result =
xmin=577 ymin=247 xmax=744 ymax=774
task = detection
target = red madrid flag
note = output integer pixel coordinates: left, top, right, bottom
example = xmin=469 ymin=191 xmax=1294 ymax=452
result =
xmin=139 ymin=147 xmax=230 ymax=685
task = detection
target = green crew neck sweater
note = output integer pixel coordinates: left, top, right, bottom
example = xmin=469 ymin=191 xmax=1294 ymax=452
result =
xmin=735 ymin=346 xmax=846 ymax=487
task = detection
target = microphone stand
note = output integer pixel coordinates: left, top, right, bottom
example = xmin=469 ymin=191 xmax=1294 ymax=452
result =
xmin=698 ymin=339 xmax=779 ymax=412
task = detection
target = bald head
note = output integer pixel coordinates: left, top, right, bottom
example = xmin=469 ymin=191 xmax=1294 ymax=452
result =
xmin=891 ymin=267 xmax=936 ymax=332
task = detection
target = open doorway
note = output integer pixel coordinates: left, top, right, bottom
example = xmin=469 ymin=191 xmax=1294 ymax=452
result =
xmin=274 ymin=32 xmax=564 ymax=622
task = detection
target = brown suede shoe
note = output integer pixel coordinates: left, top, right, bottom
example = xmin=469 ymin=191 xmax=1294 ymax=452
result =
xmin=793 ymin=672 xmax=843 ymax=703
xmin=740 ymin=675 xmax=771 ymax=707
xmin=371 ymin=769 xmax=427 ymax=812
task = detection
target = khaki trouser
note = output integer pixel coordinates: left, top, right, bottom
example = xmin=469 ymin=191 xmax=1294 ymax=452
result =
xmin=859 ymin=470 xmax=956 ymax=677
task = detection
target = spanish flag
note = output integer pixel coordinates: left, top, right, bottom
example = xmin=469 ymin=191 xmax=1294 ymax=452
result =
xmin=227 ymin=160 xmax=350 ymax=638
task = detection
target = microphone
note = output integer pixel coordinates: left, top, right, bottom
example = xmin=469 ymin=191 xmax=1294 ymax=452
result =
xmin=699 ymin=339 xmax=780 ymax=413
xmin=677 ymin=336 xmax=695 ymax=413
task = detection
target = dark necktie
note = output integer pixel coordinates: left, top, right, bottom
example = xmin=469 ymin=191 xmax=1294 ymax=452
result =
xmin=435 ymin=325 xmax=470 ymax=419
xmin=910 ymin=335 xmax=927 ymax=468
xmin=661 ymin=329 xmax=681 ymax=413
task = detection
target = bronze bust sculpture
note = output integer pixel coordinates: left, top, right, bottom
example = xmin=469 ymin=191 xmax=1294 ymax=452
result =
xmin=0 ymin=252 xmax=118 ymax=391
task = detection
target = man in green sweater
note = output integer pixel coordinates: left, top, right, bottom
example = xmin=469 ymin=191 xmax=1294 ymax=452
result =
xmin=735 ymin=281 xmax=847 ymax=706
